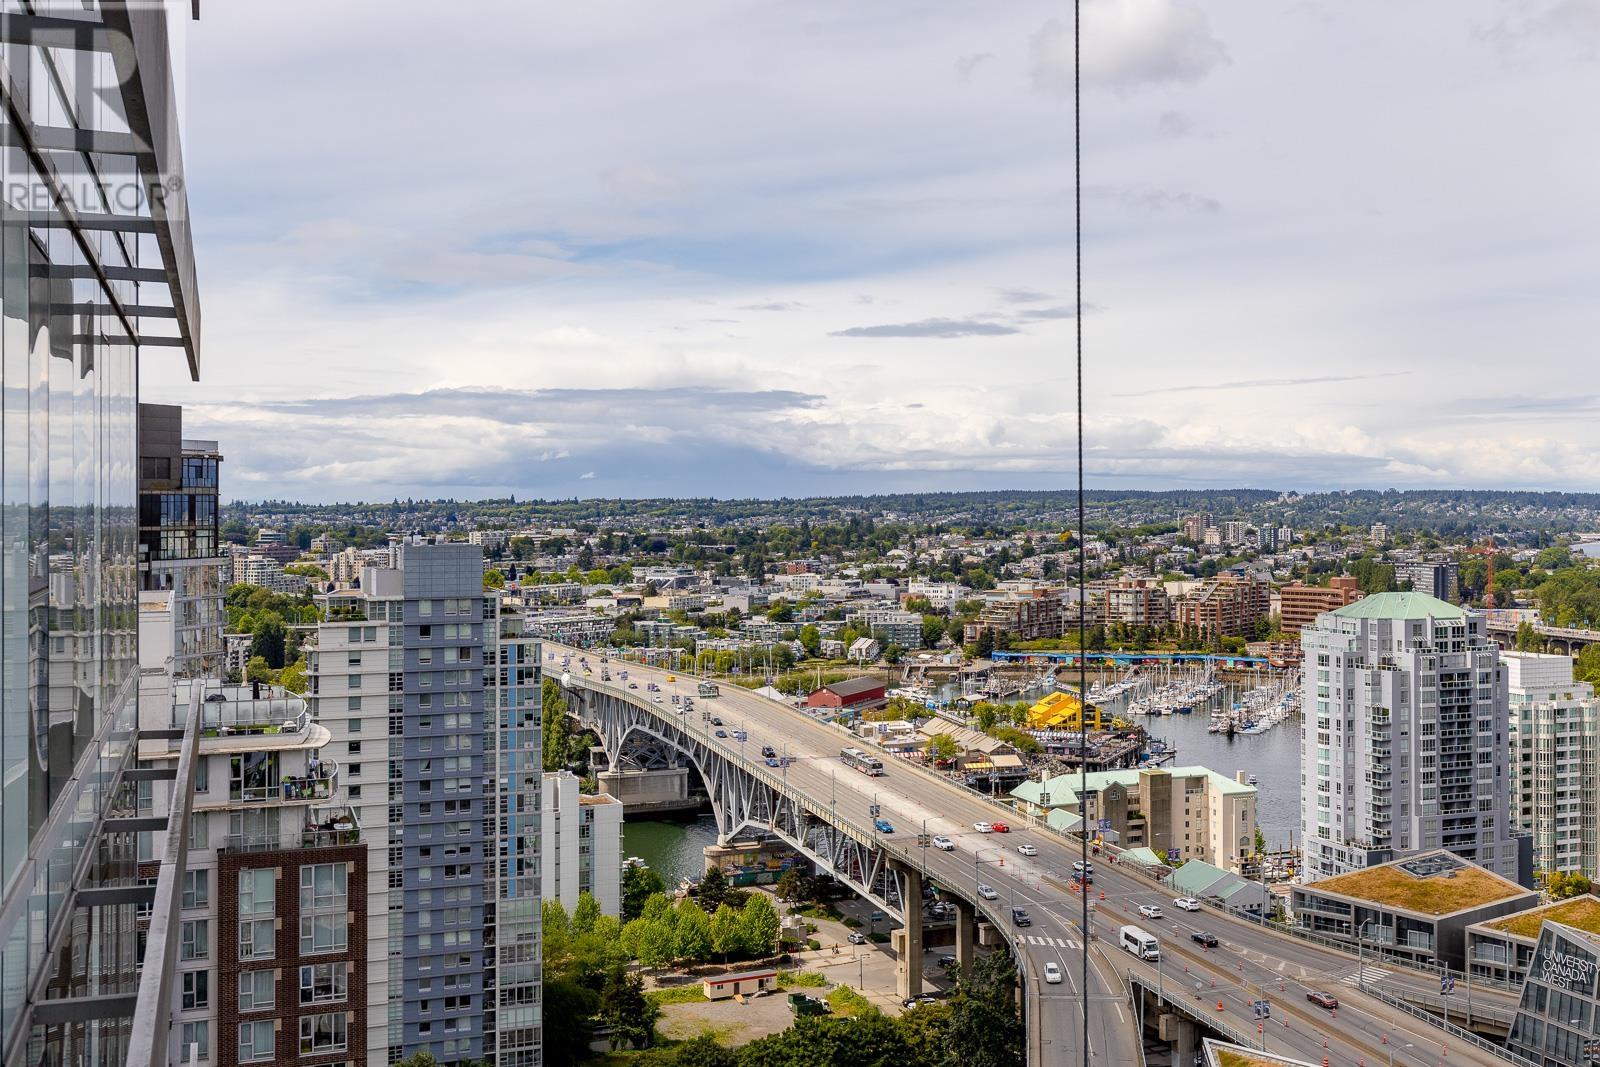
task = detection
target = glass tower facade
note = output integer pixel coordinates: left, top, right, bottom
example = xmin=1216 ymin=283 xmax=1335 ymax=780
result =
xmin=0 ymin=2 xmax=202 ymax=1062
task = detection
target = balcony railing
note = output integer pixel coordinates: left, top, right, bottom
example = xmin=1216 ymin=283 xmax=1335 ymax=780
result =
xmin=230 ymin=759 xmax=340 ymax=803
xmin=220 ymin=805 xmax=360 ymax=854
xmin=176 ymin=681 xmax=311 ymax=737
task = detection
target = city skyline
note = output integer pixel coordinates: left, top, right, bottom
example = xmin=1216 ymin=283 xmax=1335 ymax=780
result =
xmin=145 ymin=1 xmax=1600 ymax=501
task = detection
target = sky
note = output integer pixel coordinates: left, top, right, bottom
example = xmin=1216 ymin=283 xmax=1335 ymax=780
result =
xmin=145 ymin=0 xmax=1600 ymax=503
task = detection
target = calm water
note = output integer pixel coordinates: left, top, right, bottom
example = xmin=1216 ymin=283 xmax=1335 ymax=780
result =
xmin=1144 ymin=708 xmax=1304 ymax=852
xmin=622 ymin=813 xmax=719 ymax=886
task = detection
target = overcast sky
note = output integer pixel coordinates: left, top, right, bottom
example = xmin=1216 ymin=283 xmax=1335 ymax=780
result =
xmin=146 ymin=1 xmax=1600 ymax=503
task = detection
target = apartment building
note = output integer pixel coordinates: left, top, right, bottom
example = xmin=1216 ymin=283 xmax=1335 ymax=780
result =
xmin=138 ymin=596 xmax=365 ymax=1067
xmin=1299 ymin=593 xmax=1521 ymax=882
xmin=140 ymin=405 xmax=228 ymax=678
xmin=846 ymin=609 xmax=925 ymax=649
xmin=1013 ymin=766 xmax=1259 ymax=874
xmin=541 ymin=772 xmax=625 ymax=916
xmin=1397 ymin=559 xmax=1460 ymax=604
xmin=1279 ymin=576 xmax=1363 ymax=635
xmin=1101 ymin=579 xmax=1172 ymax=628
xmin=1181 ymin=513 xmax=1213 ymax=542
xmin=307 ymin=543 xmax=543 ymax=1065
xmin=1504 ymin=652 xmax=1599 ymax=880
xmin=963 ymin=587 xmax=1066 ymax=643
xmin=1174 ymin=577 xmax=1271 ymax=639
xmin=0 ymin=4 xmax=206 ymax=1062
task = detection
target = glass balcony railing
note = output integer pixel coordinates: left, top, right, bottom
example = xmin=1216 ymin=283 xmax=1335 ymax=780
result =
xmin=176 ymin=681 xmax=311 ymax=737
xmin=229 ymin=760 xmax=340 ymax=803
xmin=220 ymin=805 xmax=360 ymax=854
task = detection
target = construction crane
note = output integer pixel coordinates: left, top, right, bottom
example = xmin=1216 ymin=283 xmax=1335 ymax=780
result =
xmin=1466 ymin=536 xmax=1498 ymax=608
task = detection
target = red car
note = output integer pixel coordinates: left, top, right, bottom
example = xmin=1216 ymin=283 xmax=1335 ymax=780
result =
xmin=991 ymin=822 xmax=1010 ymax=833
xmin=1306 ymin=991 xmax=1339 ymax=1011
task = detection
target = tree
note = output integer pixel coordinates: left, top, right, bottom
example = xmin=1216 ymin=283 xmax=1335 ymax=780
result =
xmin=600 ymin=962 xmax=658 ymax=1049
xmin=922 ymin=614 xmax=948 ymax=648
xmin=635 ymin=919 xmax=676 ymax=970
xmin=572 ymin=891 xmax=601 ymax=935
xmin=709 ymin=903 xmax=742 ymax=961
xmin=542 ymin=979 xmax=599 ymax=1067
xmin=249 ymin=613 xmax=288 ymax=668
xmin=927 ymin=732 xmax=960 ymax=765
xmin=974 ymin=628 xmax=995 ymax=659
xmin=622 ymin=863 xmax=666 ymax=922
xmin=1578 ymin=644 xmax=1600 ymax=686
xmin=1254 ymin=826 xmax=1267 ymax=855
xmin=245 ymin=655 xmax=273 ymax=684
xmin=1547 ymin=871 xmax=1593 ymax=900
xmin=942 ymin=950 xmax=1023 ymax=1067
xmin=674 ymin=898 xmax=712 ymax=962
xmin=798 ymin=624 xmax=822 ymax=658
xmin=739 ymin=893 xmax=781 ymax=957
xmin=399 ymin=1053 xmax=440 ymax=1067
xmin=667 ymin=1034 xmax=738 ymax=1067
xmin=898 ymin=1003 xmax=954 ymax=1062
xmin=483 ymin=568 xmax=506 ymax=589
xmin=278 ymin=658 xmax=308 ymax=694
xmin=542 ymin=678 xmax=573 ymax=772
xmin=775 ymin=867 xmax=802 ymax=902
xmin=698 ymin=864 xmax=730 ymax=912
xmin=1515 ymin=620 xmax=1540 ymax=652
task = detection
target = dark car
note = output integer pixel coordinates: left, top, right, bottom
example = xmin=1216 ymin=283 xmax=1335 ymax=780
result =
xmin=711 ymin=717 xmax=723 ymax=726
xmin=938 ymin=954 xmax=957 ymax=968
xmin=714 ymin=729 xmax=728 ymax=738
xmin=1011 ymin=907 xmax=1032 ymax=927
xmin=1190 ymin=932 xmax=1218 ymax=948
xmin=1306 ymin=991 xmax=1339 ymax=1011
xmin=761 ymin=745 xmax=776 ymax=758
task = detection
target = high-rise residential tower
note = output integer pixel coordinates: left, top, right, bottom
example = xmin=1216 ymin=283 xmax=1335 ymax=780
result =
xmin=0 ymin=3 xmax=205 ymax=1063
xmin=139 ymin=403 xmax=226 ymax=678
xmin=1504 ymin=652 xmax=1599 ymax=881
xmin=1300 ymin=593 xmax=1520 ymax=883
xmin=307 ymin=543 xmax=542 ymax=1066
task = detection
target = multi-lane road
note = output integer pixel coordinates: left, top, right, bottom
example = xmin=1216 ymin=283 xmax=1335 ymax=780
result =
xmin=553 ymin=645 xmax=1509 ymax=1066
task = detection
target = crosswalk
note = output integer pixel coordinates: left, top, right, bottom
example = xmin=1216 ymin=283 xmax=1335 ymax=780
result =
xmin=1340 ymin=965 xmax=1391 ymax=986
xmin=1024 ymin=935 xmax=1082 ymax=950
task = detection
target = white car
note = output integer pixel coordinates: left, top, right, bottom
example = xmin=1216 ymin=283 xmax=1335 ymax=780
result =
xmin=977 ymin=883 xmax=998 ymax=900
xmin=932 ymin=835 xmax=956 ymax=851
xmin=1016 ymin=843 xmax=1038 ymax=857
xmin=1138 ymin=903 xmax=1164 ymax=920
xmin=973 ymin=822 xmax=993 ymax=834
xmin=1173 ymin=897 xmax=1202 ymax=912
xmin=1044 ymin=962 xmax=1063 ymax=984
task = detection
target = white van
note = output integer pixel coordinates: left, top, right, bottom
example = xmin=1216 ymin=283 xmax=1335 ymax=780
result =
xmin=1119 ymin=924 xmax=1160 ymax=962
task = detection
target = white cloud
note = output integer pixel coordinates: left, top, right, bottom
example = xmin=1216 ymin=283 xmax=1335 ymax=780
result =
xmin=1029 ymin=1 xmax=1229 ymax=97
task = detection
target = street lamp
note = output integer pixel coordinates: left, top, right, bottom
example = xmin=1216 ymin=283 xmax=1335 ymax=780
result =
xmin=1388 ymin=1041 xmax=1414 ymax=1067
xmin=1357 ymin=918 xmax=1376 ymax=985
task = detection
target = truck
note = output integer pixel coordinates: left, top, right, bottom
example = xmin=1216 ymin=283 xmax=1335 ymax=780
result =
xmin=1119 ymin=924 xmax=1160 ymax=962
xmin=698 ymin=681 xmax=720 ymax=698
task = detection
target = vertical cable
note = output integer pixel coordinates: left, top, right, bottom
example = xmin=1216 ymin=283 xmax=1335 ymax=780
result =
xmin=1075 ymin=2 xmax=1089 ymax=1064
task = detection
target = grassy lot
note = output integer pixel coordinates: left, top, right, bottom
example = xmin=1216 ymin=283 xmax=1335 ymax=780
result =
xmin=1487 ymin=896 xmax=1600 ymax=939
xmin=646 ymin=984 xmax=710 ymax=1008
xmin=777 ymin=969 xmax=827 ymax=988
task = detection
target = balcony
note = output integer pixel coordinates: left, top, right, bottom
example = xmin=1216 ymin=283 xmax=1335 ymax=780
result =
xmin=221 ymin=805 xmax=361 ymax=855
xmin=175 ymin=680 xmax=310 ymax=738
xmin=231 ymin=759 xmax=340 ymax=804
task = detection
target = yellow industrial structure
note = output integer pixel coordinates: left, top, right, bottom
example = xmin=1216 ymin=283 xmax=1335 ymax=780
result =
xmin=1025 ymin=691 xmax=1102 ymax=731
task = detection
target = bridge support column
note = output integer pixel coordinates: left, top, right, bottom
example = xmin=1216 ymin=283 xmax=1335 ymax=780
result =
xmin=953 ymin=898 xmax=976 ymax=977
xmin=891 ymin=863 xmax=924 ymax=1000
xmin=1162 ymin=1014 xmax=1198 ymax=1067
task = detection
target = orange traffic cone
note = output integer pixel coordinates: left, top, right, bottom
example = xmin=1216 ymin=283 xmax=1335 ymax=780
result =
xmin=1216 ymin=1000 xmax=1225 ymax=1012
xmin=1381 ymin=1034 xmax=1389 ymax=1045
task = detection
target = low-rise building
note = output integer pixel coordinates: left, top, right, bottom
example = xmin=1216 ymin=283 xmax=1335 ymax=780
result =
xmin=523 ymin=609 xmax=615 ymax=647
xmin=1465 ymin=895 xmax=1600 ymax=985
xmin=846 ymin=609 xmax=924 ymax=649
xmin=1291 ymin=850 xmax=1536 ymax=971
xmin=542 ymin=770 xmax=625 ymax=916
xmin=964 ymin=587 xmax=1066 ymax=643
xmin=805 ymin=676 xmax=887 ymax=711
xmin=1012 ymin=765 xmax=1258 ymax=874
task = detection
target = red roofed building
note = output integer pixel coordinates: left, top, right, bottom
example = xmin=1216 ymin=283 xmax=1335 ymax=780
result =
xmin=805 ymin=676 xmax=887 ymax=711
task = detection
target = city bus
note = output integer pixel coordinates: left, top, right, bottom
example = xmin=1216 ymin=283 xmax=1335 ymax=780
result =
xmin=839 ymin=747 xmax=885 ymax=776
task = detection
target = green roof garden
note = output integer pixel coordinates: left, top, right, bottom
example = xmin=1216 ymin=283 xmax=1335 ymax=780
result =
xmin=1484 ymin=896 xmax=1600 ymax=940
